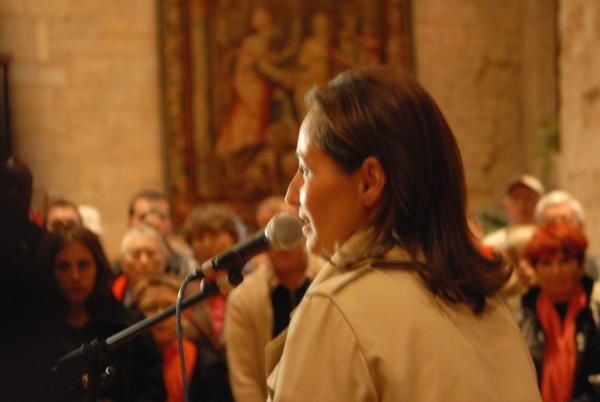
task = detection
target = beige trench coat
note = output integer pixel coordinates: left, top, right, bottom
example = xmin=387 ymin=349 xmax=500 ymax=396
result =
xmin=265 ymin=244 xmax=541 ymax=402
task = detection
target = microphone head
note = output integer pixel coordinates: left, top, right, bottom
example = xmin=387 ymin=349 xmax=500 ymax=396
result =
xmin=265 ymin=212 xmax=303 ymax=251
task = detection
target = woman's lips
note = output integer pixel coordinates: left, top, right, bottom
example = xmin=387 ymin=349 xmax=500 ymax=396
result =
xmin=298 ymin=214 xmax=311 ymax=235
xmin=301 ymin=222 xmax=312 ymax=236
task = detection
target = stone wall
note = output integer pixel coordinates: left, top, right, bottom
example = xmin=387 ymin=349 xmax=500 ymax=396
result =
xmin=413 ymin=0 xmax=558 ymax=220
xmin=559 ymin=0 xmax=600 ymax=256
xmin=0 ymin=0 xmax=164 ymax=257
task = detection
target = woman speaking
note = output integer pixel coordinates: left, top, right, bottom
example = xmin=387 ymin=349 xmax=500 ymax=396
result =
xmin=266 ymin=67 xmax=542 ymax=401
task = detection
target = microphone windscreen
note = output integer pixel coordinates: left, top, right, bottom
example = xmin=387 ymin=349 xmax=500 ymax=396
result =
xmin=265 ymin=213 xmax=303 ymax=250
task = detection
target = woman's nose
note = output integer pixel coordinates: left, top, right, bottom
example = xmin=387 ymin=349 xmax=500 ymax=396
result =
xmin=140 ymin=252 xmax=149 ymax=262
xmin=201 ymin=237 xmax=213 ymax=248
xmin=70 ymin=267 xmax=81 ymax=280
xmin=285 ymin=171 xmax=301 ymax=206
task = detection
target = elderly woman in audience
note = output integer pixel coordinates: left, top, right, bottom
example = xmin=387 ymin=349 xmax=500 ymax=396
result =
xmin=38 ymin=226 xmax=165 ymax=402
xmin=515 ymin=190 xmax=600 ymax=304
xmin=534 ymin=190 xmax=598 ymax=280
xmin=113 ymin=225 xmax=169 ymax=307
xmin=520 ymin=221 xmax=600 ymax=402
xmin=134 ymin=274 xmax=233 ymax=402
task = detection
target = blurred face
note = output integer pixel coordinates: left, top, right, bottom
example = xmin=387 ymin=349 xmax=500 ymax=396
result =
xmin=541 ymin=203 xmax=578 ymax=226
xmin=535 ymin=250 xmax=584 ymax=301
xmin=285 ymin=112 xmax=367 ymax=254
xmin=121 ymin=235 xmax=167 ymax=287
xmin=504 ymin=184 xmax=540 ymax=225
xmin=256 ymin=202 xmax=308 ymax=278
xmin=138 ymin=285 xmax=178 ymax=346
xmin=47 ymin=206 xmax=81 ymax=232
xmin=190 ymin=230 xmax=236 ymax=263
xmin=53 ymin=242 xmax=97 ymax=306
xmin=256 ymin=202 xmax=298 ymax=229
xmin=130 ymin=198 xmax=172 ymax=237
xmin=269 ymin=244 xmax=308 ymax=277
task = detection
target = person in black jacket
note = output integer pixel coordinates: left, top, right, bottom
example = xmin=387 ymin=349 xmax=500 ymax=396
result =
xmin=520 ymin=222 xmax=600 ymax=402
xmin=0 ymin=157 xmax=49 ymax=402
xmin=38 ymin=225 xmax=166 ymax=402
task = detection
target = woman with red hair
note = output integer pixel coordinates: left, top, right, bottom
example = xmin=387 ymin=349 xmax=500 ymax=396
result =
xmin=521 ymin=222 xmax=600 ymax=402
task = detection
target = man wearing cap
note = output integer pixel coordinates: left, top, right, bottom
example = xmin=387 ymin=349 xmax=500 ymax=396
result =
xmin=483 ymin=175 xmax=545 ymax=319
xmin=484 ymin=174 xmax=545 ymax=250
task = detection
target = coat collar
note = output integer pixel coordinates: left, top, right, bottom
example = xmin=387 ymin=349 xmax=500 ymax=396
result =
xmin=264 ymin=231 xmax=421 ymax=401
xmin=315 ymin=227 xmax=423 ymax=276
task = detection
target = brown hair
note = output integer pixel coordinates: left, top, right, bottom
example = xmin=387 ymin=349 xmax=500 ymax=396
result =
xmin=44 ymin=197 xmax=82 ymax=228
xmin=128 ymin=189 xmax=168 ymax=218
xmin=306 ymin=67 xmax=508 ymax=313
xmin=182 ymin=204 xmax=246 ymax=244
xmin=37 ymin=226 xmax=115 ymax=316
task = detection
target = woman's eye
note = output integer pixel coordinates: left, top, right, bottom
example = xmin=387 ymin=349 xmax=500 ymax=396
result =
xmin=78 ymin=260 xmax=91 ymax=270
xmin=55 ymin=261 xmax=70 ymax=271
xmin=560 ymin=257 xmax=575 ymax=265
xmin=538 ymin=259 xmax=552 ymax=267
xmin=299 ymin=166 xmax=309 ymax=179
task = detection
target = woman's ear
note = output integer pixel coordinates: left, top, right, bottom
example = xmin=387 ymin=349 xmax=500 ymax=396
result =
xmin=358 ymin=156 xmax=386 ymax=209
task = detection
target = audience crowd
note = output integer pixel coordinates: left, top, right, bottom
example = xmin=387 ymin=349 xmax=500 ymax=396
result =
xmin=1 ymin=155 xmax=599 ymax=402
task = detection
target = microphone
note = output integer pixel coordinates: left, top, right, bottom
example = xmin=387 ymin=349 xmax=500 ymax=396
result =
xmin=194 ymin=212 xmax=303 ymax=278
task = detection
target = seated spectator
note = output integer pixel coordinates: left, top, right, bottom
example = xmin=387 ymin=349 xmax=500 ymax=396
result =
xmin=38 ymin=226 xmax=165 ymax=402
xmin=224 ymin=196 xmax=322 ymax=402
xmin=45 ymin=197 xmax=82 ymax=232
xmin=127 ymin=190 xmax=194 ymax=276
xmin=181 ymin=205 xmax=246 ymax=378
xmin=134 ymin=274 xmax=233 ymax=402
xmin=483 ymin=175 xmax=544 ymax=319
xmin=520 ymin=222 xmax=600 ymax=402
xmin=534 ymin=190 xmax=599 ymax=280
xmin=113 ymin=225 xmax=169 ymax=307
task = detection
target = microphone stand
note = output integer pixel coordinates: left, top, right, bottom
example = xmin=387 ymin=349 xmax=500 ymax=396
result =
xmin=52 ymin=277 xmax=226 ymax=401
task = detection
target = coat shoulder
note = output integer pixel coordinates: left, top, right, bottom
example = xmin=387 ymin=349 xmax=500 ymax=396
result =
xmin=307 ymin=264 xmax=423 ymax=310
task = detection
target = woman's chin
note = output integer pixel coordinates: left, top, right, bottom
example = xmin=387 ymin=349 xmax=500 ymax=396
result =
xmin=304 ymin=235 xmax=318 ymax=254
xmin=65 ymin=292 xmax=90 ymax=305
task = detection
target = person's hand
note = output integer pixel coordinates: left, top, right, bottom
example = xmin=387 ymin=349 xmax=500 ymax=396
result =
xmin=516 ymin=258 xmax=536 ymax=288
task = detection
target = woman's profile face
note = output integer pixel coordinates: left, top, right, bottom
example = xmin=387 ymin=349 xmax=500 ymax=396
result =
xmin=285 ymin=112 xmax=367 ymax=254
xmin=53 ymin=241 xmax=97 ymax=306
xmin=535 ymin=250 xmax=584 ymax=301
